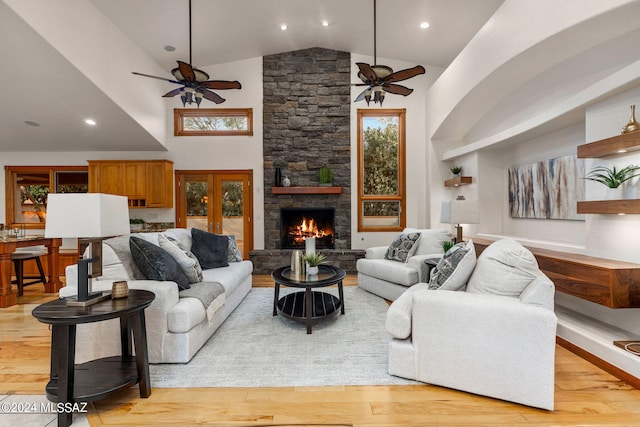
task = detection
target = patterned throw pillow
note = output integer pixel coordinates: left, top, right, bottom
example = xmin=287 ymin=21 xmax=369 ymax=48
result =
xmin=384 ymin=232 xmax=422 ymax=263
xmin=429 ymin=239 xmax=476 ymax=291
xmin=158 ymin=234 xmax=204 ymax=284
xmin=226 ymin=235 xmax=243 ymax=262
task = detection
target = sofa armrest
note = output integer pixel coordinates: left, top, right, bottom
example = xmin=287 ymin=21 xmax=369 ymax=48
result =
xmin=407 ymin=253 xmax=442 ymax=282
xmin=366 ymin=246 xmax=388 ymax=259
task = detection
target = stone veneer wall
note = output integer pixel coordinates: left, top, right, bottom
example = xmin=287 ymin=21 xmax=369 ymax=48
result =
xmin=262 ymin=47 xmax=351 ymax=249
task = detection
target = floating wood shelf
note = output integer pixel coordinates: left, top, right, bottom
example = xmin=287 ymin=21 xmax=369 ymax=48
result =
xmin=577 ymin=131 xmax=640 ymax=158
xmin=444 ymin=176 xmax=473 ymax=187
xmin=473 ymin=238 xmax=640 ymax=309
xmin=577 ymin=199 xmax=640 ymax=214
xmin=271 ymin=186 xmax=342 ymax=195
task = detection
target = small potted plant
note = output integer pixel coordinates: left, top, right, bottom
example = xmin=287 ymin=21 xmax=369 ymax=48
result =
xmin=130 ymin=218 xmax=145 ymax=231
xmin=303 ymin=252 xmax=327 ymax=275
xmin=585 ymin=164 xmax=640 ymax=199
xmin=450 ymin=166 xmax=463 ymax=176
xmin=440 ymin=240 xmax=455 ymax=253
xmin=317 ymin=166 xmax=334 ymax=186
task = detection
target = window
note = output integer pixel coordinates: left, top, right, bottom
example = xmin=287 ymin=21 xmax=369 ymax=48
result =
xmin=5 ymin=166 xmax=88 ymax=229
xmin=174 ymin=108 xmax=253 ymax=136
xmin=357 ymin=109 xmax=406 ymax=231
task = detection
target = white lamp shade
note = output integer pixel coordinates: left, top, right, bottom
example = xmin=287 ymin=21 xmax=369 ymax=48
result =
xmin=44 ymin=193 xmax=130 ymax=238
xmin=441 ymin=200 xmax=479 ymax=224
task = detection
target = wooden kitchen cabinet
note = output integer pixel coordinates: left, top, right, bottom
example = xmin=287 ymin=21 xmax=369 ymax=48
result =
xmin=88 ymin=160 xmax=173 ymax=208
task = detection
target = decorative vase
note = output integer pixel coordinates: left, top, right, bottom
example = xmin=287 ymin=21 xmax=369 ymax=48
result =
xmin=304 ymin=237 xmax=316 ymax=255
xmin=307 ymin=265 xmax=319 ymax=275
xmin=274 ymin=167 xmax=282 ymax=187
xmin=111 ymin=281 xmax=129 ymax=299
xmin=282 ymin=176 xmax=291 ymax=187
xmin=621 ymin=105 xmax=640 ymax=134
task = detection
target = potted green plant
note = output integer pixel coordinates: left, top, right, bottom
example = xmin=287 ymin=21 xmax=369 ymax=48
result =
xmin=303 ymin=252 xmax=327 ymax=275
xmin=585 ymin=165 xmax=640 ymax=199
xmin=450 ymin=166 xmax=463 ymax=176
xmin=317 ymin=166 xmax=333 ymax=186
xmin=130 ymin=218 xmax=145 ymax=231
xmin=440 ymin=240 xmax=455 ymax=253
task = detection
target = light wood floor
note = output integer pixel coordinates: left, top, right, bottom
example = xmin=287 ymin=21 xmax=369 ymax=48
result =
xmin=2 ymin=276 xmax=640 ymax=426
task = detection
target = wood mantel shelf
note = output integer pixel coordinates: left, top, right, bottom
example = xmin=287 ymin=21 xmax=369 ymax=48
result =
xmin=577 ymin=199 xmax=640 ymax=214
xmin=271 ymin=186 xmax=342 ymax=195
xmin=577 ymin=131 xmax=640 ymax=158
xmin=444 ymin=176 xmax=472 ymax=187
xmin=473 ymin=238 xmax=640 ymax=308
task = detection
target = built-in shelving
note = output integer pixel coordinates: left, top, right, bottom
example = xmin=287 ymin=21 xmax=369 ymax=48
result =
xmin=577 ymin=131 xmax=640 ymax=158
xmin=577 ymin=200 xmax=640 ymax=214
xmin=444 ymin=176 xmax=472 ymax=187
xmin=271 ymin=186 xmax=342 ymax=195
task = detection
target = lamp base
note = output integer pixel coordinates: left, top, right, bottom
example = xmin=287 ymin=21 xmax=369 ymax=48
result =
xmin=65 ymin=292 xmax=111 ymax=307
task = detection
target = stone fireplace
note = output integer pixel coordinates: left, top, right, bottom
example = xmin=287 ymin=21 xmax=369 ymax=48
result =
xmin=251 ymin=47 xmax=364 ymax=273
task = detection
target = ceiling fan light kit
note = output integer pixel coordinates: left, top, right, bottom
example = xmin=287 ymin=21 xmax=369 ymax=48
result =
xmin=132 ymin=0 xmax=241 ymax=107
xmin=354 ymin=0 xmax=425 ymax=106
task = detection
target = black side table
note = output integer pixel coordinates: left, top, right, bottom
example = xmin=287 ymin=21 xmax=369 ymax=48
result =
xmin=32 ymin=289 xmax=155 ymax=427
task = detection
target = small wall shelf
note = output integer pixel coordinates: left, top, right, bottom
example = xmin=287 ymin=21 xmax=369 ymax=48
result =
xmin=577 ymin=199 xmax=640 ymax=214
xmin=577 ymin=131 xmax=640 ymax=158
xmin=271 ymin=186 xmax=342 ymax=195
xmin=444 ymin=176 xmax=472 ymax=187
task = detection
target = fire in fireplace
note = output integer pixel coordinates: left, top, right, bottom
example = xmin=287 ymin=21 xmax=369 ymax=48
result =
xmin=280 ymin=208 xmax=335 ymax=249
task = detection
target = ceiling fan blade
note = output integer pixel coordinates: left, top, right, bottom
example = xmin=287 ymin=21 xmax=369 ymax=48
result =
xmin=201 ymin=88 xmax=225 ymax=104
xmin=383 ymin=65 xmax=426 ymax=83
xmin=132 ymin=71 xmax=181 ymax=85
xmin=199 ymin=80 xmax=242 ymax=90
xmin=382 ymin=84 xmax=413 ymax=96
xmin=356 ymin=62 xmax=378 ymax=82
xmin=162 ymin=87 xmax=184 ymax=98
xmin=177 ymin=61 xmax=197 ymax=83
xmin=354 ymin=88 xmax=369 ymax=102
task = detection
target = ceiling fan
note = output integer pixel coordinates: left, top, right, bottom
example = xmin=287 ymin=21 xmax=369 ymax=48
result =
xmin=132 ymin=0 xmax=241 ymax=107
xmin=354 ymin=0 xmax=425 ymax=106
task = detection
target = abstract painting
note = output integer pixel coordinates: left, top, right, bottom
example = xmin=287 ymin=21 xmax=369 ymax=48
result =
xmin=508 ymin=154 xmax=584 ymax=220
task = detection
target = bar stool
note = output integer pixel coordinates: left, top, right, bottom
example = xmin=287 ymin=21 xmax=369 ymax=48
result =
xmin=11 ymin=248 xmax=47 ymax=296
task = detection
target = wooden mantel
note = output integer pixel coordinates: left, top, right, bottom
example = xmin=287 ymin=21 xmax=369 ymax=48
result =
xmin=271 ymin=186 xmax=342 ymax=195
xmin=473 ymin=238 xmax=640 ymax=309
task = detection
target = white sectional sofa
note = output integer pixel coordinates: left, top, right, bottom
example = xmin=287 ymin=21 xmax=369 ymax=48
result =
xmin=59 ymin=228 xmax=252 ymax=364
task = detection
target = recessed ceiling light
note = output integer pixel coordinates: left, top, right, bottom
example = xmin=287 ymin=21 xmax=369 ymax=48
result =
xmin=85 ymin=119 xmax=96 ymax=126
xmin=280 ymin=23 xmax=288 ymax=31
xmin=24 ymin=120 xmax=40 ymax=127
xmin=321 ymin=20 xmax=329 ymax=27
xmin=164 ymin=45 xmax=176 ymax=52
xmin=420 ymin=22 xmax=430 ymax=29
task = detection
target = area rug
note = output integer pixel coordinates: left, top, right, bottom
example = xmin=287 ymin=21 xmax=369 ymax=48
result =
xmin=150 ymin=286 xmax=416 ymax=387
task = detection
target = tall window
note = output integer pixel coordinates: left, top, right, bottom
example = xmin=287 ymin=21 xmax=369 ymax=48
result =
xmin=357 ymin=109 xmax=406 ymax=231
xmin=174 ymin=108 xmax=253 ymax=136
xmin=5 ymin=166 xmax=88 ymax=229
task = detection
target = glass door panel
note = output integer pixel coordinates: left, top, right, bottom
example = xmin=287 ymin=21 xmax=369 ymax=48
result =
xmin=183 ymin=174 xmax=212 ymax=232
xmin=219 ymin=178 xmax=245 ymax=257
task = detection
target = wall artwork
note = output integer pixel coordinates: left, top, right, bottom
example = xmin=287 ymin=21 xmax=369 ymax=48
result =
xmin=508 ymin=154 xmax=585 ymax=220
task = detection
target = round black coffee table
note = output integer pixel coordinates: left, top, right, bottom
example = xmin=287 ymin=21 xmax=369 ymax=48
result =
xmin=272 ymin=265 xmax=346 ymax=334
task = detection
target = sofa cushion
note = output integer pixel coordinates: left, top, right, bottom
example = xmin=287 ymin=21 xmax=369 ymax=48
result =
xmin=130 ymin=236 xmax=190 ymax=290
xmin=191 ymin=228 xmax=229 ymax=269
xmin=403 ymin=228 xmax=450 ymax=256
xmin=158 ymin=234 xmax=203 ymax=284
xmin=356 ymin=258 xmax=419 ymax=286
xmin=201 ymin=260 xmax=253 ymax=295
xmin=385 ymin=232 xmax=422 ymax=263
xmin=467 ymin=238 xmax=539 ymax=298
xmin=429 ymin=239 xmax=476 ymax=291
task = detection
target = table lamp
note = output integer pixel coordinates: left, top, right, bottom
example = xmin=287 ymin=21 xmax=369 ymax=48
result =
xmin=440 ymin=199 xmax=479 ymax=243
xmin=45 ymin=193 xmax=130 ymax=306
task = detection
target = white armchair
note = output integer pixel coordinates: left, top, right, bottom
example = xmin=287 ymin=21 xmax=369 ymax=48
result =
xmin=357 ymin=228 xmax=450 ymax=301
xmin=385 ymin=239 xmax=557 ymax=410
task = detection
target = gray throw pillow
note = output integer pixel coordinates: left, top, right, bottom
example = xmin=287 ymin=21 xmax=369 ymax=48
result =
xmin=226 ymin=235 xmax=243 ymax=262
xmin=384 ymin=232 xmax=422 ymax=263
xmin=429 ymin=239 xmax=476 ymax=291
xmin=158 ymin=234 xmax=204 ymax=284
xmin=191 ymin=228 xmax=230 ymax=269
xmin=129 ymin=236 xmax=190 ymax=290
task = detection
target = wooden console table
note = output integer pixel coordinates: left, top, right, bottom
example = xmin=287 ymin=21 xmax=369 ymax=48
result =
xmin=473 ymin=238 xmax=640 ymax=309
xmin=0 ymin=236 xmax=63 ymax=307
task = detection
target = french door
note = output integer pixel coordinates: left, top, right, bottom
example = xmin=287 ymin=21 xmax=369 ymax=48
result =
xmin=175 ymin=170 xmax=253 ymax=259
